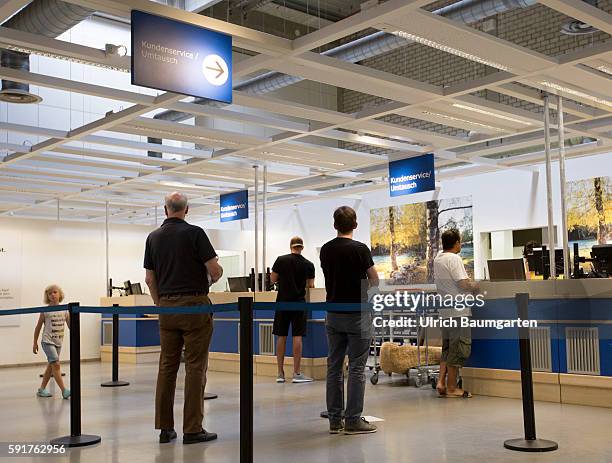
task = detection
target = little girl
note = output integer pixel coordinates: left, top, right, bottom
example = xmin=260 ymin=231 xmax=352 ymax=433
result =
xmin=33 ymin=284 xmax=71 ymax=399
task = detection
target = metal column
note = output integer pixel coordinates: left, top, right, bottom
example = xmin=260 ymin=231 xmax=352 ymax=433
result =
xmin=543 ymin=95 xmax=556 ymax=279
xmin=262 ymin=164 xmax=267 ymax=291
xmin=253 ymin=166 xmax=259 ymax=292
xmin=557 ymin=96 xmax=570 ymax=279
xmin=105 ymin=201 xmax=110 ymax=295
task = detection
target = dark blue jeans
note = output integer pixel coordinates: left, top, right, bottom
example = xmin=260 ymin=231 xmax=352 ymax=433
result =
xmin=326 ymin=312 xmax=372 ymax=424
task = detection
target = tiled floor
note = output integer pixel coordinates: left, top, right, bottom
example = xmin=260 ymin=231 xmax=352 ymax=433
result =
xmin=1 ymin=362 xmax=611 ymax=463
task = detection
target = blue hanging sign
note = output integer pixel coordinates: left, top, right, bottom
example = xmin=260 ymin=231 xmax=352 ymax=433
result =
xmin=220 ymin=190 xmax=248 ymax=222
xmin=388 ymin=153 xmax=435 ymax=197
xmin=131 ymin=10 xmax=233 ymax=103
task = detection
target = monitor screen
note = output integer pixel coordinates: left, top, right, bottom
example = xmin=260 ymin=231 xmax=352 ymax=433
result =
xmin=228 ymin=276 xmax=250 ymax=292
xmin=488 ymin=259 xmax=526 ymax=281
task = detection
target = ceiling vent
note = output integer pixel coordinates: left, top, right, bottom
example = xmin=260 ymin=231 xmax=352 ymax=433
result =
xmin=561 ymin=0 xmax=599 ymax=35
xmin=0 ymin=51 xmax=41 ymax=104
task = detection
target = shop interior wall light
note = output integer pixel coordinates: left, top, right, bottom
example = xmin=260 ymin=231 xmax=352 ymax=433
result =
xmin=391 ymin=30 xmax=510 ymax=71
xmin=451 ymin=103 xmax=533 ymax=126
xmin=539 ymin=81 xmax=612 ymax=108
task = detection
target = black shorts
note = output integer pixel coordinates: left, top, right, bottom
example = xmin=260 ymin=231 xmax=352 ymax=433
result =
xmin=273 ymin=310 xmax=308 ymax=337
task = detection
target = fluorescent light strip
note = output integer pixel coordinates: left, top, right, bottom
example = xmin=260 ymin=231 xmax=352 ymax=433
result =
xmin=452 ymin=103 xmax=532 ymax=126
xmin=391 ymin=30 xmax=510 ymax=71
xmin=421 ymin=110 xmax=505 ymax=132
xmin=596 ymin=65 xmax=612 ymax=76
xmin=539 ymin=81 xmax=612 ymax=109
xmin=123 ymin=123 xmax=241 ymax=146
xmin=263 ymin=152 xmax=345 ymax=167
xmin=5 ymin=45 xmax=129 ymax=73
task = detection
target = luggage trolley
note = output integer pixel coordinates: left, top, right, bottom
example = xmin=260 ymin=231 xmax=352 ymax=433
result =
xmin=369 ymin=289 xmax=440 ymax=388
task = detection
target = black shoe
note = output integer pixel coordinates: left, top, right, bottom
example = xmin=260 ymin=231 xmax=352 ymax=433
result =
xmin=159 ymin=429 xmax=177 ymax=443
xmin=344 ymin=417 xmax=377 ymax=435
xmin=329 ymin=420 xmax=344 ymax=434
xmin=183 ymin=430 xmax=218 ymax=445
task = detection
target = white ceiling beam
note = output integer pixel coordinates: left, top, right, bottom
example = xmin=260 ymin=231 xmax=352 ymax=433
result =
xmin=291 ymin=0 xmax=431 ymax=55
xmin=0 ymin=0 xmax=30 ymax=23
xmin=2 ymin=92 xmax=183 ymax=166
xmin=0 ymin=26 xmax=130 ymax=71
xmin=51 ymin=145 xmax=185 ymax=167
xmin=380 ymin=9 xmax=557 ymax=74
xmin=276 ymin=52 xmax=442 ymax=105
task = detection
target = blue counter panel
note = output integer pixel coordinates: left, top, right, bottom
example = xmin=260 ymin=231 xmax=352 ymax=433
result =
xmin=469 ymin=298 xmax=612 ymax=376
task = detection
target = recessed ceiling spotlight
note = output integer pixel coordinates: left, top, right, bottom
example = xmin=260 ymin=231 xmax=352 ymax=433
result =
xmin=539 ymin=81 xmax=612 ymax=108
xmin=390 ymin=30 xmax=510 ymax=71
xmin=452 ymin=103 xmax=532 ymax=125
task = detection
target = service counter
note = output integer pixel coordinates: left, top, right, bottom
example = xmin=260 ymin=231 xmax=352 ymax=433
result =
xmin=463 ymin=279 xmax=612 ymax=408
xmin=99 ymin=289 xmax=330 ymax=379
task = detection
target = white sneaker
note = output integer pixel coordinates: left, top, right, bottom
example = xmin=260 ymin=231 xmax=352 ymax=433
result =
xmin=276 ymin=374 xmax=285 ymax=383
xmin=292 ymin=373 xmax=313 ymax=383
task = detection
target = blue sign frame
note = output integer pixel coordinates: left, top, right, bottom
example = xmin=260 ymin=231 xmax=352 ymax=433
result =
xmin=220 ymin=190 xmax=248 ymax=222
xmin=388 ymin=153 xmax=436 ymax=197
xmin=131 ymin=10 xmax=232 ymax=103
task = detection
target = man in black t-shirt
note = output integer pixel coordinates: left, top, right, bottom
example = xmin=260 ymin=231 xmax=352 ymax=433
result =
xmin=270 ymin=236 xmax=315 ymax=384
xmin=144 ymin=192 xmax=223 ymax=445
xmin=320 ymin=206 xmax=379 ymax=435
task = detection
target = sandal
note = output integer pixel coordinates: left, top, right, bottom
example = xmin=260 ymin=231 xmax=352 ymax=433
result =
xmin=444 ymin=390 xmax=472 ymax=398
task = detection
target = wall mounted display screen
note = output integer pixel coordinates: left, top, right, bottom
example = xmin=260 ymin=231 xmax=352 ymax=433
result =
xmin=131 ymin=10 xmax=232 ymax=103
xmin=388 ymin=153 xmax=435 ymax=197
xmin=370 ymin=196 xmax=473 ymax=284
xmin=220 ymin=190 xmax=248 ymax=222
xmin=566 ymin=175 xmax=611 ymax=271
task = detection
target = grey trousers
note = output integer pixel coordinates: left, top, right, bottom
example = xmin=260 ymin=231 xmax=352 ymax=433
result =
xmin=326 ymin=312 xmax=372 ymax=424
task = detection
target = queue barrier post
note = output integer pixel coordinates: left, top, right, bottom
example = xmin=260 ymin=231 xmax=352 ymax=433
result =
xmin=239 ymin=297 xmax=253 ymax=463
xmin=51 ymin=303 xmax=101 ymax=448
xmin=503 ymin=293 xmax=558 ymax=452
xmin=101 ymin=304 xmax=130 ymax=388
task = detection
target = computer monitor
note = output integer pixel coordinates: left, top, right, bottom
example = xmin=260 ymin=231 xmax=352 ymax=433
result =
xmin=528 ymin=248 xmax=564 ymax=277
xmin=488 ymin=259 xmax=526 ymax=281
xmin=123 ymin=280 xmax=143 ymax=295
xmin=228 ymin=276 xmax=250 ymax=292
xmin=591 ymin=244 xmax=612 ymax=276
xmin=131 ymin=282 xmax=143 ymax=295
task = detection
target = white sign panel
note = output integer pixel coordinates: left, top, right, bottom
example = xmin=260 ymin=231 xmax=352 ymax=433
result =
xmin=0 ymin=231 xmax=22 ymax=326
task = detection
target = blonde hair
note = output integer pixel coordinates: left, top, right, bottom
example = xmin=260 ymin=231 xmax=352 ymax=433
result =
xmin=44 ymin=285 xmax=65 ymax=305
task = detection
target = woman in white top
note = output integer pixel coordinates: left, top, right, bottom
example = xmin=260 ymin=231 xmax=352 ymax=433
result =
xmin=33 ymin=285 xmax=70 ymax=399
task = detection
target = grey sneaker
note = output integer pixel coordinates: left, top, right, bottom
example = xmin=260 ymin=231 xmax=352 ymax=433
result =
xmin=276 ymin=374 xmax=285 ymax=383
xmin=292 ymin=373 xmax=313 ymax=383
xmin=329 ymin=420 xmax=344 ymax=434
xmin=344 ymin=417 xmax=377 ymax=435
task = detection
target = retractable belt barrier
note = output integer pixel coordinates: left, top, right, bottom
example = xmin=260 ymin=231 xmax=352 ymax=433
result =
xmin=0 ymin=298 xmax=369 ymax=457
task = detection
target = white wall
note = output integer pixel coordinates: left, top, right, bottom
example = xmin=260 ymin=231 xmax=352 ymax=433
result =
xmin=0 ymin=217 xmax=255 ymax=366
xmin=200 ymin=151 xmax=612 ymax=282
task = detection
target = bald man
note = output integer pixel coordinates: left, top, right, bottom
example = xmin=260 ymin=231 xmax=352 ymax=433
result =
xmin=144 ymin=192 xmax=223 ymax=445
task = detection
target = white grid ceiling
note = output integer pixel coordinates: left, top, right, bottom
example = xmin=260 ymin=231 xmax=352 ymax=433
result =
xmin=0 ymin=0 xmax=611 ymax=224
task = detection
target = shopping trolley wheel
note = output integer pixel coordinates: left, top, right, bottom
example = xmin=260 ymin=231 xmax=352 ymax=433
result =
xmin=368 ymin=366 xmax=373 ymax=371
xmin=431 ymin=378 xmax=437 ymax=389
xmin=370 ymin=373 xmax=379 ymax=385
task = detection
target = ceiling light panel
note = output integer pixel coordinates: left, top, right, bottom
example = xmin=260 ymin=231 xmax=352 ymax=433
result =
xmin=420 ymin=110 xmax=506 ymax=132
xmin=451 ymin=104 xmax=533 ymax=126
xmin=538 ymin=81 xmax=612 ymax=109
xmin=389 ymin=30 xmax=510 ymax=71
